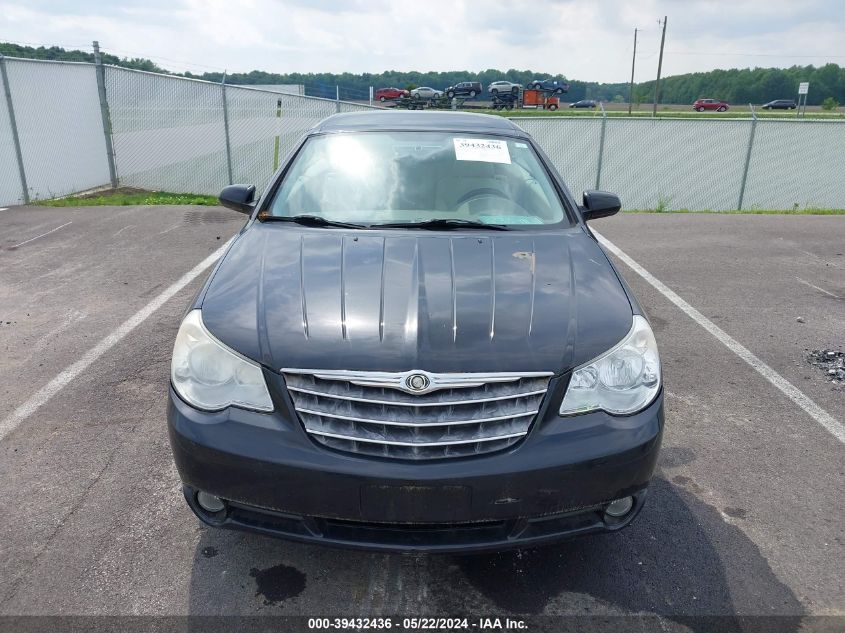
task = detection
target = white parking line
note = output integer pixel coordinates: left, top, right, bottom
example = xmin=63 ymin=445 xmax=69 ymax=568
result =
xmin=10 ymin=221 xmax=72 ymax=248
xmin=795 ymin=277 xmax=841 ymax=300
xmin=0 ymin=207 xmax=8 ymax=212
xmin=0 ymin=238 xmax=235 ymax=443
xmin=594 ymin=230 xmax=845 ymax=445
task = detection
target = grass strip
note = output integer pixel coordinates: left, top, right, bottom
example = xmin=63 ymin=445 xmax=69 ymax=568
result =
xmin=39 ymin=190 xmax=219 ymax=207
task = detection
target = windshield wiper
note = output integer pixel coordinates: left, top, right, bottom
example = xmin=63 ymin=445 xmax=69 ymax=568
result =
xmin=260 ymin=214 xmax=367 ymax=229
xmin=373 ymin=218 xmax=510 ymax=231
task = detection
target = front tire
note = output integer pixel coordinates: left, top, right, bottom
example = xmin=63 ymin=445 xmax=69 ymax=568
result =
xmin=717 ymin=106 xmax=726 ymax=112
xmin=447 ymin=90 xmax=455 ymax=99
xmin=548 ymin=104 xmax=558 ymax=111
xmin=469 ymin=90 xmax=476 ymax=97
xmin=379 ymin=96 xmax=386 ymax=102
xmin=696 ymin=106 xmax=705 ymax=112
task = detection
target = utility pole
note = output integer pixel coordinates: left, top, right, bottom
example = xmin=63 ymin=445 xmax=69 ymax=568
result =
xmin=628 ymin=28 xmax=638 ymax=115
xmin=652 ymin=16 xmax=667 ymax=117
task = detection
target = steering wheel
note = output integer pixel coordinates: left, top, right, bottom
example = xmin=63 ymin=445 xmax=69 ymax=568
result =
xmin=455 ymin=187 xmax=532 ymax=217
xmin=455 ymin=188 xmax=509 ymax=207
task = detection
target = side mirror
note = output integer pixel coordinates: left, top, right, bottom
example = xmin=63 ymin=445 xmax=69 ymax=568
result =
xmin=581 ymin=190 xmax=621 ymax=221
xmin=219 ymin=184 xmax=256 ymax=215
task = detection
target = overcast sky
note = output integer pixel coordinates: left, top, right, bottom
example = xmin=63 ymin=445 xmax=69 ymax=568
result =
xmin=1 ymin=0 xmax=843 ymax=82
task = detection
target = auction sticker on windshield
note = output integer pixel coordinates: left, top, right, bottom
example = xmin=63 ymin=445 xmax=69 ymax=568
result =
xmin=453 ymin=138 xmax=511 ymax=164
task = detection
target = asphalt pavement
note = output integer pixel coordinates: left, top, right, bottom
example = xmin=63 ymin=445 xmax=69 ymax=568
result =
xmin=0 ymin=206 xmax=842 ymax=631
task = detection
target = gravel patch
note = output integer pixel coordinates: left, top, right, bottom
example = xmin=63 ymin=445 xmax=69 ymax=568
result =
xmin=805 ymin=349 xmax=845 ymax=384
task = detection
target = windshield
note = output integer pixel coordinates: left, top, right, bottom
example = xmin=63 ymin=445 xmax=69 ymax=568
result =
xmin=266 ymin=131 xmax=568 ymax=227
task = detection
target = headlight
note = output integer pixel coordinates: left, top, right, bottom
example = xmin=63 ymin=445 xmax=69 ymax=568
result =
xmin=559 ymin=315 xmax=660 ymax=416
xmin=171 ymin=310 xmax=273 ymax=412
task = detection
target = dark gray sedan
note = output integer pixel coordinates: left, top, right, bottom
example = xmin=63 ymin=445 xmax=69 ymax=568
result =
xmin=762 ymin=99 xmax=797 ymax=110
xmin=167 ymin=111 xmax=663 ymax=553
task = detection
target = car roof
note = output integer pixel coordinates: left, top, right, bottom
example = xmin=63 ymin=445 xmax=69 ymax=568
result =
xmin=312 ymin=111 xmax=530 ymax=137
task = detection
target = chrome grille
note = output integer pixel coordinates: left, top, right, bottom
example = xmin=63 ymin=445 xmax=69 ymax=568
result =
xmin=282 ymin=369 xmax=553 ymax=460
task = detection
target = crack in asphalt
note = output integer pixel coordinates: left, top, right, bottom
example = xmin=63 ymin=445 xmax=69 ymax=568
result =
xmin=0 ymin=431 xmax=125 ymax=608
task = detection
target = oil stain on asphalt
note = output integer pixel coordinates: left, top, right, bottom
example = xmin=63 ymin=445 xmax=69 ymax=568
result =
xmin=183 ymin=210 xmax=237 ymax=225
xmin=250 ymin=564 xmax=307 ymax=606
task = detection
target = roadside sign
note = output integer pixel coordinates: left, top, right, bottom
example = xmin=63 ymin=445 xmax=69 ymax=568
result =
xmin=798 ymin=82 xmax=809 ymax=95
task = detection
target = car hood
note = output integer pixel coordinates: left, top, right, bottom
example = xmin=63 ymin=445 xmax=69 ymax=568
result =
xmin=200 ymin=224 xmax=633 ymax=374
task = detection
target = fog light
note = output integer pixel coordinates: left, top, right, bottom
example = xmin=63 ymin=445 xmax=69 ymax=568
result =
xmin=605 ymin=496 xmax=634 ymax=518
xmin=196 ymin=491 xmax=225 ymax=513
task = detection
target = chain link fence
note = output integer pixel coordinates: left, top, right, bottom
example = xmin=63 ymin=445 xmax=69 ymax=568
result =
xmin=514 ymin=116 xmax=845 ymax=211
xmin=1 ymin=55 xmax=844 ymax=211
xmin=0 ymin=56 xmax=378 ymax=205
xmin=0 ymin=58 xmax=110 ymax=204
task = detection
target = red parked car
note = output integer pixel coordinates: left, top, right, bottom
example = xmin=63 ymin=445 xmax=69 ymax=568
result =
xmin=375 ymin=87 xmax=409 ymax=102
xmin=693 ymin=99 xmax=729 ymax=112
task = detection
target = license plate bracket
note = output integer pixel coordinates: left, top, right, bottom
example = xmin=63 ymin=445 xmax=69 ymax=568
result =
xmin=359 ymin=484 xmax=472 ymax=522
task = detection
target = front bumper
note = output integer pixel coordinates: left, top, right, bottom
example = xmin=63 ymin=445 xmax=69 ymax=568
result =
xmin=168 ymin=374 xmax=663 ymax=553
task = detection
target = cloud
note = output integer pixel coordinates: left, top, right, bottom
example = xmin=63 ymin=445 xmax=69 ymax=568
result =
xmin=0 ymin=0 xmax=842 ymax=81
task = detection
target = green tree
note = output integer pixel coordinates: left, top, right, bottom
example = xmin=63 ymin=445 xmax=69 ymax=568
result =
xmin=4 ymin=40 xmax=845 ymax=107
xmin=0 ymin=42 xmax=167 ymax=73
xmin=822 ymin=97 xmax=839 ymax=110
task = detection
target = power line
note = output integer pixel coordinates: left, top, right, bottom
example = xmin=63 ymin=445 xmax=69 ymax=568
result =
xmin=0 ymin=37 xmax=227 ymax=72
xmin=0 ymin=36 xmax=94 ymax=51
xmin=666 ymin=50 xmax=845 ymax=59
xmin=101 ymin=46 xmax=226 ymax=71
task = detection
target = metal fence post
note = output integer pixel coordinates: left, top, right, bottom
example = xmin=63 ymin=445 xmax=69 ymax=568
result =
xmin=92 ymin=41 xmax=118 ymax=189
xmin=0 ymin=54 xmax=29 ymax=204
xmin=335 ymin=85 xmax=340 ymax=113
xmin=0 ymin=55 xmax=30 ymax=203
xmin=595 ymin=103 xmax=608 ymax=190
xmin=737 ymin=105 xmax=757 ymax=210
xmin=273 ymin=98 xmax=282 ymax=171
xmin=221 ymin=73 xmax=234 ymax=185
